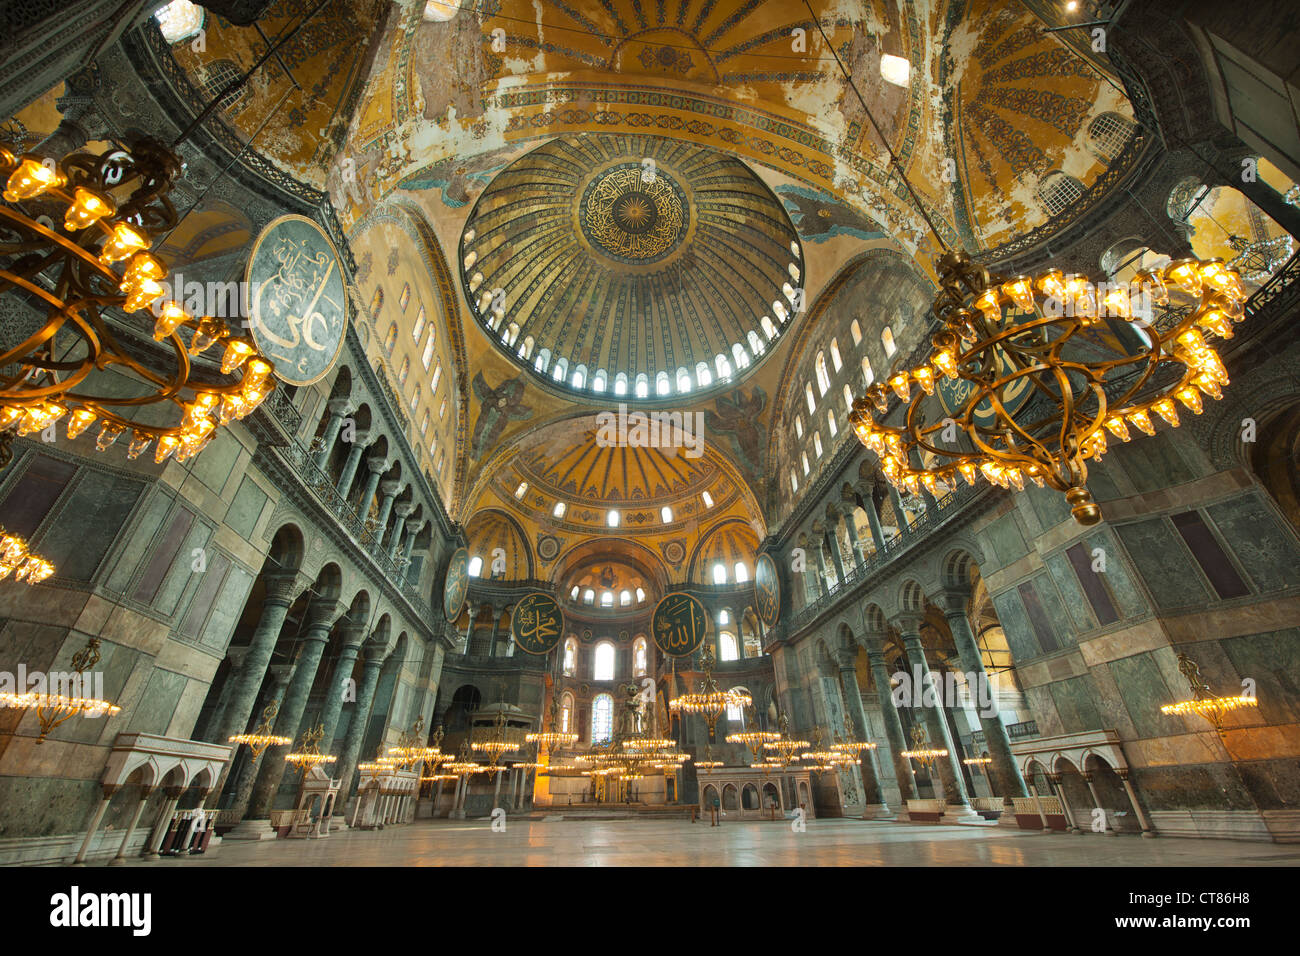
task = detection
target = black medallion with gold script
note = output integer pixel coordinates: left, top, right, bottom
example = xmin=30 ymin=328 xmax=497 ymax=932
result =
xmin=245 ymin=214 xmax=348 ymax=386
xmin=652 ymin=591 xmax=708 ymax=658
xmin=754 ymin=553 xmax=781 ymax=628
xmin=511 ymin=592 xmax=564 ymax=656
xmin=443 ymin=547 xmax=470 ymax=622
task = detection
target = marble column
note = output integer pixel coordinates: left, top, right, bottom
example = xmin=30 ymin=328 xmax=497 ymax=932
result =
xmin=357 ymin=455 xmax=386 ymax=514
xmin=835 ymin=647 xmax=891 ymax=818
xmin=335 ymin=642 xmax=387 ymax=800
xmin=1049 ymin=773 xmax=1082 ymax=833
xmin=813 ymin=538 xmax=832 ymax=592
xmin=887 ymin=484 xmax=909 ymax=530
xmin=336 ymin=436 xmax=368 ymax=499
xmin=937 ymin=589 xmax=1028 ymax=800
xmin=207 ymin=570 xmax=304 ymax=801
xmin=462 ymin=604 xmax=478 ymax=653
xmin=895 ymin=618 xmax=983 ymax=822
xmin=1081 ymin=772 xmax=1117 ymax=836
xmin=197 ymin=646 xmax=247 ymax=743
xmin=389 ymin=501 xmax=415 ymax=559
xmin=840 ymin=507 xmax=867 ymax=566
xmin=857 ymin=489 xmax=887 ymax=553
xmin=400 ymin=518 xmax=422 ymax=567
xmin=864 ymin=646 xmax=915 ymax=802
xmin=312 ymin=398 xmax=351 ymax=468
xmin=1117 ymin=768 xmax=1156 ymax=838
xmin=221 ymin=664 xmax=294 ymax=833
xmin=107 ymin=787 xmax=154 ymax=865
xmin=73 ymin=785 xmax=118 ymax=865
xmin=143 ymin=786 xmax=184 ymax=859
xmin=823 ymin=526 xmax=847 ymax=583
xmin=374 ymin=481 xmax=400 ymax=546
xmin=245 ymin=598 xmax=346 ymax=822
xmin=317 ymin=619 xmax=369 ymax=754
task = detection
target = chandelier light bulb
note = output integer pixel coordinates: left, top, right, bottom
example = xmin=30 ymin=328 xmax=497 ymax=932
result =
xmin=100 ymin=222 xmax=149 ymax=264
xmin=65 ymin=408 xmax=97 ymax=440
xmin=64 ymin=187 xmax=115 ymax=231
xmin=4 ymin=158 xmax=64 ymax=202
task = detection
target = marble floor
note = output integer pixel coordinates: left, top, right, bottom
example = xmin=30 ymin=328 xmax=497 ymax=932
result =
xmin=124 ymin=818 xmax=1300 ymax=867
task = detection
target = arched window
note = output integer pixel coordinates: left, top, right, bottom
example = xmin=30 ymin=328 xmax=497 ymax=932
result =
xmin=411 ymin=305 xmax=426 ymax=342
xmin=830 ymin=338 xmax=843 ymax=372
xmin=660 ymin=505 xmax=673 ymax=523
xmin=719 ymin=631 xmax=739 ymax=662
xmin=505 ymin=322 xmax=520 ymax=347
xmin=467 ymin=555 xmax=483 ymax=577
xmin=553 ymin=501 xmax=566 ymax=518
xmin=398 ymin=357 xmax=410 ymax=384
xmin=805 ymin=383 xmax=817 ymax=414
xmin=409 ymin=384 xmax=420 ymax=412
xmin=814 ymin=432 xmax=823 ymax=457
xmin=716 ymin=353 xmax=732 ymax=380
xmin=592 ymin=693 xmax=614 ymax=743
xmin=760 ymin=316 xmax=777 ymax=340
xmin=560 ymin=691 xmax=574 ymax=732
xmin=827 ymin=409 xmax=838 ymax=436
xmin=861 ymin=354 xmax=874 ymax=386
xmin=726 ymin=688 xmax=748 ymax=722
xmin=719 ymin=609 xmax=730 ymax=625
xmin=676 ymin=367 xmax=692 ymax=392
xmin=514 ymin=480 xmax=528 ymax=499
xmin=1086 ymin=112 xmax=1135 ymax=164
xmin=656 ymin=371 xmax=671 ymax=395
xmin=534 ymin=348 xmax=550 ymax=373
xmin=420 ymin=411 xmax=429 ymax=435
xmin=633 ymin=636 xmax=647 ymax=677
xmin=592 ymin=369 xmax=607 ymax=392
xmin=1035 ymin=171 xmax=1085 ymax=216
xmin=438 ymin=397 xmax=448 ymax=420
xmin=734 ymin=562 xmax=749 ymax=583
xmin=384 ymin=323 xmax=398 ymax=354
xmin=815 ymin=352 xmax=831 ymax=395
xmin=732 ymin=343 xmax=750 ymax=369
xmin=747 ymin=330 xmax=766 ymax=356
xmin=635 ymin=373 xmax=649 ymax=398
xmin=431 ymin=363 xmax=442 ymax=392
xmin=795 ymin=415 xmax=803 ymax=439
xmin=519 ymin=335 xmax=535 ymax=361
xmin=620 ymin=589 xmax=632 ymax=606
xmin=600 ymin=590 xmax=614 ymax=607
xmin=696 ymin=361 xmax=712 ymax=388
xmin=421 ymin=332 xmax=435 ymax=369
xmin=702 ymin=491 xmax=714 ymax=509
xmin=635 ymin=587 xmax=646 ymax=603
xmin=801 ymin=451 xmax=810 ymax=475
xmin=850 ymin=318 xmax=863 ymax=345
xmin=594 ymin=642 xmax=616 ymax=681
xmin=563 ymin=638 xmax=577 ymax=676
xmin=552 ymin=357 xmax=568 ymax=383
xmin=712 ymin=562 xmax=727 ymax=585
xmin=881 ymin=327 xmax=896 ymax=357
xmin=583 ymin=588 xmax=595 ymax=605
xmin=614 ymin=372 xmax=628 ymax=395
xmin=790 ymin=470 xmax=799 ymax=493
xmin=843 ymin=383 xmax=854 ymax=411
xmin=572 ymin=364 xmax=586 ymax=389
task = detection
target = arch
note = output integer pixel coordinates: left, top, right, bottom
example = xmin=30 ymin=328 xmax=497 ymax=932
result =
xmin=1035 ymin=170 xmax=1085 ymax=217
xmin=702 ymin=784 xmax=719 ymax=808
xmin=721 ymin=783 xmax=739 ymax=810
xmin=593 ymin=641 xmax=616 ymax=681
xmin=899 ymin=579 xmax=926 ymax=613
xmin=861 ymin=602 xmax=888 ymax=638
xmin=464 ymin=508 xmax=535 ymax=579
xmin=563 ymin=636 xmax=578 ymax=676
xmin=266 ymin=523 xmax=306 ymax=573
xmin=762 ymin=780 xmax=781 ymax=811
xmin=742 ymin=783 xmax=760 ymax=810
xmin=940 ymin=548 xmax=981 ymax=591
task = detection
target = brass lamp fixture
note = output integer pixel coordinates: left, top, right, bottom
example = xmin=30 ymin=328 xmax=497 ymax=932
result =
xmin=668 ymin=644 xmax=752 ymax=737
xmin=470 ymin=710 xmax=519 ymax=778
xmin=1161 ymin=653 xmax=1258 ymax=734
xmin=693 ymin=743 xmax=723 ymax=769
xmin=228 ymin=700 xmax=292 ymax=757
xmin=526 ymin=695 xmax=578 ymax=753
xmin=848 ymin=251 xmax=1244 ymax=526
xmin=0 ymin=527 xmax=54 ymax=584
xmin=830 ymin=712 xmax=876 ymax=756
xmin=0 ymin=636 xmax=119 ymax=742
xmin=761 ymin=712 xmax=810 ymax=769
xmin=284 ymin=724 xmax=336 ymax=775
xmin=726 ymin=704 xmax=779 ymax=760
xmin=899 ymin=723 xmax=948 ymax=771
xmin=0 ymin=139 xmax=277 ymax=467
xmin=962 ymin=753 xmax=993 ymax=768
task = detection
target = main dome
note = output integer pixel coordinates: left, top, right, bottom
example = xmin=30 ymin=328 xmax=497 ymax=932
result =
xmin=458 ymin=133 xmax=804 ymax=401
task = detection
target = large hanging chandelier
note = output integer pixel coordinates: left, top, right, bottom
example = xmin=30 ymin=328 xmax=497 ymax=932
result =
xmin=470 ymin=709 xmax=520 ymax=778
xmin=0 ymin=636 xmax=119 ymax=741
xmin=830 ymin=713 xmax=876 ymax=757
xmin=848 ymin=251 xmax=1244 ymax=525
xmin=0 ymin=138 xmax=277 ymax=466
xmin=800 ymin=726 xmax=856 ymax=774
xmin=228 ymin=700 xmax=292 ymax=757
xmin=899 ymin=724 xmax=948 ymax=772
xmin=526 ymin=695 xmax=578 ymax=753
xmin=0 ymin=527 xmax=53 ymax=584
xmin=284 ymin=724 xmax=336 ymax=774
xmin=761 ymin=712 xmax=810 ymax=769
xmin=668 ymin=644 xmax=752 ymax=736
xmin=726 ymin=704 xmax=779 ymax=760
xmin=1161 ymin=653 xmax=1258 ymax=734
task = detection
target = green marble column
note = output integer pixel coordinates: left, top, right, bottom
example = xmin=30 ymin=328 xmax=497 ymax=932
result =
xmin=864 ymin=644 xmax=916 ymax=802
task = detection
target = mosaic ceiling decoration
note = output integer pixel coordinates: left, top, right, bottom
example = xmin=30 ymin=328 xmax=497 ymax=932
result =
xmin=458 ymin=133 xmax=803 ymax=400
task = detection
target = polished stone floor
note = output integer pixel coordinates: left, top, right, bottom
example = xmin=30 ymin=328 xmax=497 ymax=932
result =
xmin=124 ymin=818 xmax=1300 ymax=867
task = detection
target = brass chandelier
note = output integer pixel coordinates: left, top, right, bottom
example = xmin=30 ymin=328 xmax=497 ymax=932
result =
xmin=0 ymin=526 xmax=53 ymax=585
xmin=899 ymin=724 xmax=948 ymax=771
xmin=849 ymin=251 xmax=1244 ymax=525
xmin=668 ymin=644 xmax=752 ymax=736
xmin=284 ymin=724 xmax=336 ymax=774
xmin=0 ymin=636 xmax=119 ymax=742
xmin=1161 ymin=653 xmax=1258 ymax=734
xmin=0 ymin=138 xmax=276 ymax=466
xmin=228 ymin=700 xmax=292 ymax=757
xmin=526 ymin=695 xmax=578 ymax=753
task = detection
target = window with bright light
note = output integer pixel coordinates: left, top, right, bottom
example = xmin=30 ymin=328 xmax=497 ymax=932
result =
xmin=468 ymin=556 xmax=483 ymax=577
xmin=815 ymin=352 xmax=831 ymax=395
xmin=790 ymin=471 xmax=798 ymax=493
xmin=592 ymin=693 xmax=614 ymax=743
xmin=570 ymin=585 xmax=579 ymax=600
xmin=677 ymin=367 xmax=692 ymax=392
xmin=583 ymin=589 xmax=595 ymax=605
xmin=553 ymin=501 xmax=566 ymax=518
xmin=827 ymin=409 xmax=838 ymax=437
xmin=594 ymin=642 xmax=616 ymax=681
xmin=635 ymin=587 xmax=646 ymax=603
xmin=805 ymin=383 xmax=816 ymax=414
xmin=716 ymin=354 xmax=732 ymax=380
xmin=563 ymin=638 xmax=577 ymax=675
xmin=843 ymin=384 xmax=854 ymax=411
xmin=861 ymin=355 xmax=874 ymax=386
xmin=601 ymin=590 xmax=614 ymax=607
xmin=850 ymin=318 xmax=863 ymax=345
xmin=607 ymin=510 xmax=620 ymax=528
xmin=830 ymin=338 xmax=843 ymax=372
xmin=720 ymin=631 xmax=739 ymax=662
xmin=795 ymin=415 xmax=804 ymax=439
xmin=656 ymin=371 xmax=671 ymax=395
xmin=702 ymin=491 xmax=714 ymax=509
xmin=719 ymin=609 xmax=730 ymax=625
xmin=882 ymin=327 xmax=896 ymax=357
xmin=814 ymin=432 xmax=823 ymax=457
xmin=620 ymin=589 xmax=632 ymax=606
xmin=661 ymin=505 xmax=673 ymax=523
xmin=155 ymin=1 xmax=205 ymax=43
xmin=880 ymin=53 xmax=910 ymax=87
xmin=802 ymin=452 xmax=810 ymax=475
xmin=431 ymin=363 xmax=442 ymax=391
xmin=734 ymin=562 xmax=748 ymax=583
xmin=726 ymin=699 xmax=745 ymax=723
xmin=411 ymin=305 xmax=426 ymax=342
xmin=421 ymin=332 xmax=435 ymax=370
xmin=560 ymin=691 xmax=574 ymax=731
xmin=633 ymin=637 xmax=647 ymax=676
xmin=712 ymin=563 xmax=727 ymax=585
xmin=515 ymin=481 xmax=528 ymax=499
xmin=635 ymin=374 xmax=649 ymax=398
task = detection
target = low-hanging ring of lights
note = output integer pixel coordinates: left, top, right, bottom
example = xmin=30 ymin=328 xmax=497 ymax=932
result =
xmin=899 ymin=724 xmax=948 ymax=771
xmin=228 ymin=700 xmax=292 ymax=758
xmin=668 ymin=644 xmax=752 ymax=736
xmin=0 ymin=637 xmax=120 ymax=741
xmin=284 ymin=724 xmax=336 ymax=774
xmin=0 ymin=140 xmax=276 ymax=466
xmin=1161 ymin=653 xmax=1259 ymax=734
xmin=849 ymin=251 xmax=1244 ymax=526
xmin=0 ymin=527 xmax=53 ymax=584
xmin=527 ymin=695 xmax=578 ymax=753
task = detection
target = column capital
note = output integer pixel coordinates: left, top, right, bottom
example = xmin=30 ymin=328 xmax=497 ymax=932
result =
xmin=326 ymin=396 xmax=352 ymax=416
xmin=346 ymin=427 xmax=371 ymax=446
xmin=379 ymin=480 xmax=401 ymax=497
xmin=305 ymin=597 xmax=347 ymax=631
xmin=935 ymin=588 xmax=972 ymax=616
xmin=834 ymin=647 xmax=859 ymax=672
xmin=393 ymin=501 xmax=417 ymax=519
xmin=891 ymin=612 xmax=926 ymax=638
xmin=362 ymin=642 xmax=388 ymax=664
xmin=267 ymin=663 xmax=294 ymax=687
xmin=262 ymin=569 xmax=307 ymax=605
xmin=365 ymin=453 xmax=389 ymax=473
xmin=338 ymin=620 xmax=370 ymax=648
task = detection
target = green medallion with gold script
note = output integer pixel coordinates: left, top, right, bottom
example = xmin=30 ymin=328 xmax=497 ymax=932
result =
xmin=511 ymin=592 xmax=564 ymax=655
xmin=754 ymin=553 xmax=781 ymax=628
xmin=652 ymin=591 xmax=708 ymax=658
xmin=443 ymin=547 xmax=470 ymax=622
xmin=245 ymin=214 xmax=348 ymax=386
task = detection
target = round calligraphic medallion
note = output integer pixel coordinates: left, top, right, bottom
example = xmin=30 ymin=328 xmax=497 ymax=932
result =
xmin=511 ymin=592 xmax=565 ymax=656
xmin=753 ymin=553 xmax=781 ymax=628
xmin=580 ymin=163 xmax=688 ymax=265
xmin=244 ymin=214 xmax=349 ymax=386
xmin=442 ymin=547 xmax=470 ymax=622
xmin=652 ymin=591 xmax=709 ymax=658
